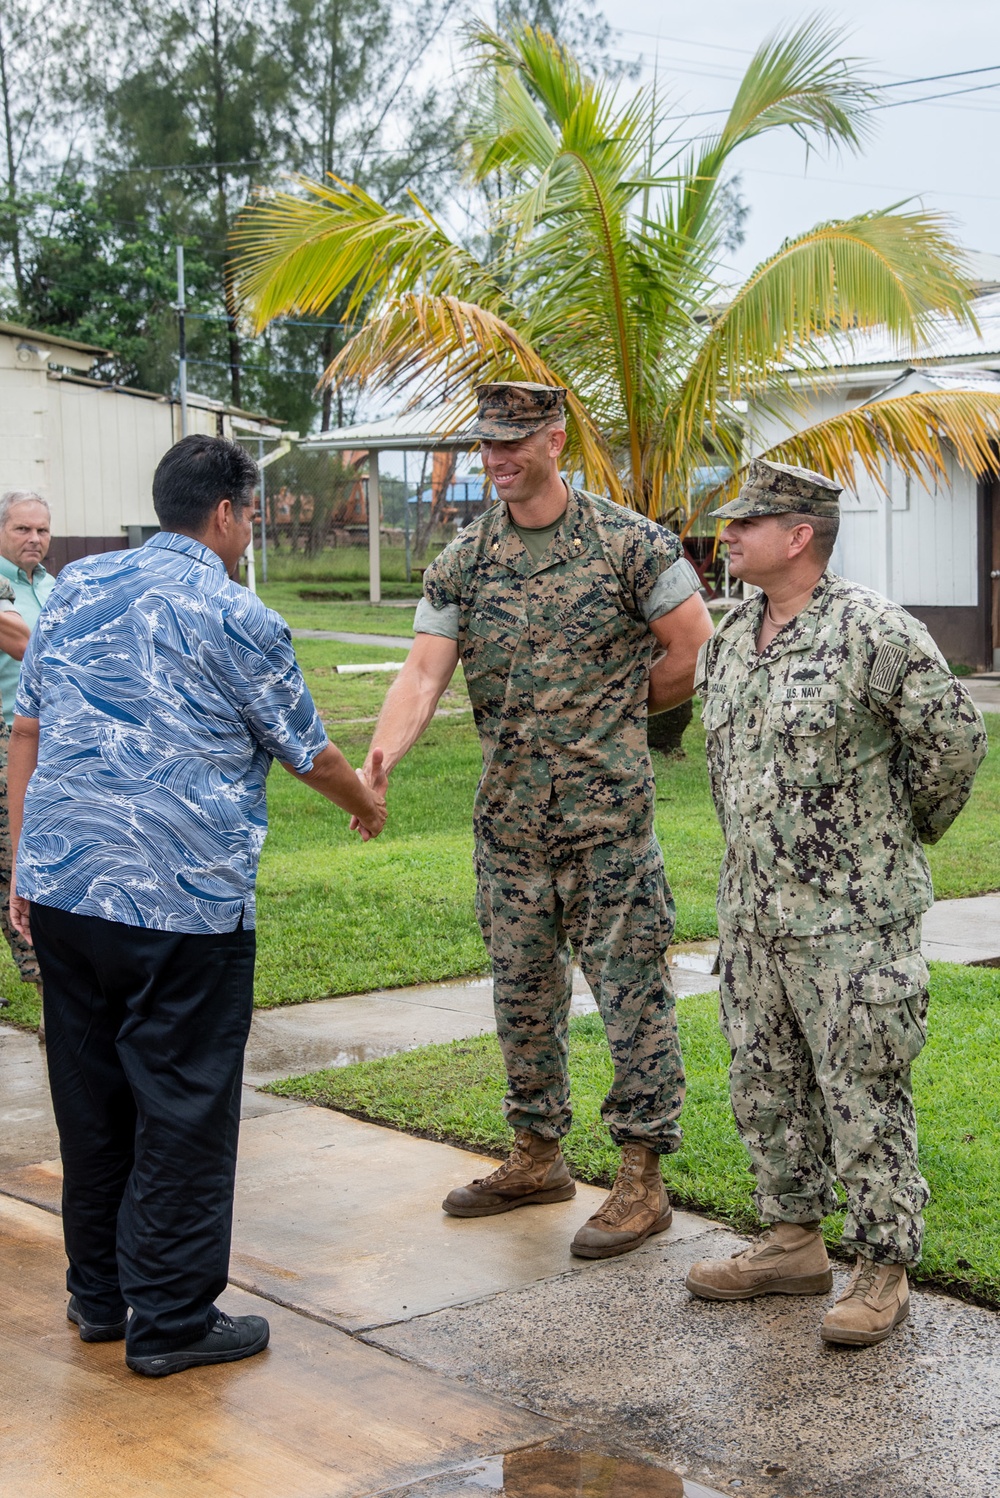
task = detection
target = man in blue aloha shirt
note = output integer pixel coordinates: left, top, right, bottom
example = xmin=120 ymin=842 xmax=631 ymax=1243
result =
xmin=8 ymin=435 xmax=387 ymax=1378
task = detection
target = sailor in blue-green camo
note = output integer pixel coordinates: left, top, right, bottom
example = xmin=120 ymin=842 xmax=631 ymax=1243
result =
xmin=359 ymin=381 xmax=715 ymax=1256
xmin=697 ymin=458 xmax=986 ymax=1284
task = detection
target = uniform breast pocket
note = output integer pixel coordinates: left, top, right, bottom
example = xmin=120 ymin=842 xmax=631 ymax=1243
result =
xmin=772 ymin=700 xmax=839 ymax=786
xmin=702 ymin=694 xmax=732 ymax=733
xmin=560 ymin=600 xmax=622 ymax=646
xmin=462 ymin=617 xmax=521 ymax=683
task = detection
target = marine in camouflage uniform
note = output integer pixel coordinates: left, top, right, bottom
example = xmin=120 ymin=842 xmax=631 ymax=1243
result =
xmin=366 ymin=381 xmax=713 ymax=1257
xmin=0 ymin=572 xmax=40 ymax=991
xmin=685 ymin=458 xmax=987 ymax=1345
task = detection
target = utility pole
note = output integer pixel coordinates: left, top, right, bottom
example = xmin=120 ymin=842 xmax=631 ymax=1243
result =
xmin=402 ymin=449 xmax=411 ymax=584
xmin=175 ymin=245 xmax=189 ymax=438
xmin=257 ymin=436 xmax=269 ymax=585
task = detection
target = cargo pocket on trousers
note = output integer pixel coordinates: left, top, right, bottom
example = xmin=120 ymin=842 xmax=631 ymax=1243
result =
xmin=630 ymin=843 xmax=675 ymax=964
xmin=847 ymin=950 xmax=929 ymax=1075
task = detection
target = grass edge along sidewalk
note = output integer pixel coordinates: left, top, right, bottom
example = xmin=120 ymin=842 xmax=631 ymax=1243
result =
xmin=1 ymin=709 xmax=998 ymax=1027
xmin=267 ymin=961 xmax=1000 ymax=1310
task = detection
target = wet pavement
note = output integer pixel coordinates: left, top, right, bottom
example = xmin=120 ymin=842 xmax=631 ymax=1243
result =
xmin=371 ymin=1226 xmax=1000 ymax=1498
xmin=380 ymin=1441 xmax=726 ymax=1496
xmin=4 ymin=898 xmax=1000 ymax=1494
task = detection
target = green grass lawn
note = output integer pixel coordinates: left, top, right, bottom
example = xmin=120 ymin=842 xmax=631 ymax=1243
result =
xmin=2 ymin=628 xmax=996 ymax=1027
xmin=258 ymin=581 xmax=419 ymax=637
xmin=256 ymin=542 xmax=442 ymax=588
xmin=268 ymin=960 xmax=1000 ymax=1307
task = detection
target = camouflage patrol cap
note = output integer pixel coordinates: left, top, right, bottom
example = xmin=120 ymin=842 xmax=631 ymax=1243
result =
xmin=710 ymin=458 xmax=842 ymax=520
xmin=469 ymin=381 xmax=567 ymax=440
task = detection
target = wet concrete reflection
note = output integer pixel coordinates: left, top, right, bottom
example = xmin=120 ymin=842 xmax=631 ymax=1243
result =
xmin=500 ymin=1447 xmax=684 ymax=1496
xmin=415 ymin=1446 xmax=688 ymax=1496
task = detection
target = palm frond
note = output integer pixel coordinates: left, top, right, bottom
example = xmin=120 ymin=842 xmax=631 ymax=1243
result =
xmin=683 ymin=389 xmax=1000 ymax=532
xmin=326 ymin=292 xmax=625 ymax=502
xmin=674 ymin=209 xmax=976 ymax=458
xmin=765 ymin=389 xmax=1000 ymax=491
xmin=232 ymin=176 xmax=498 ymax=331
xmin=673 ymin=15 xmax=879 ymax=252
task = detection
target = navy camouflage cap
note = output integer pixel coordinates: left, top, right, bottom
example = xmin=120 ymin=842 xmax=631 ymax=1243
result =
xmin=469 ymin=381 xmax=567 ymax=440
xmin=710 ymin=458 xmax=842 ymax=520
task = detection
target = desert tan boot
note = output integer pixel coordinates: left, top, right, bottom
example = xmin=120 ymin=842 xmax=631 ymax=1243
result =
xmin=685 ymin=1222 xmax=833 ymax=1301
xmin=442 ymin=1130 xmax=575 ymax=1217
xmin=570 ymin=1143 xmax=672 ymax=1259
xmin=820 ymin=1257 xmax=910 ymax=1346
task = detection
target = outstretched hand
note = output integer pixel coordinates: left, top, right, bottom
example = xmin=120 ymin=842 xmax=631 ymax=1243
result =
xmin=10 ymin=892 xmax=32 ymax=944
xmin=350 ymin=747 xmax=388 ymax=841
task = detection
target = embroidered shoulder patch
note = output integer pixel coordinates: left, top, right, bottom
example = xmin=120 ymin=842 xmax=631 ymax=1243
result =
xmin=869 ymin=640 xmax=908 ymax=696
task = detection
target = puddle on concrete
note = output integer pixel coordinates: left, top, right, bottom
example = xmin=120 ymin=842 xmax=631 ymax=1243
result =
xmin=670 ymin=940 xmax=720 ymax=975
xmin=394 ymin=1445 xmax=713 ymax=1497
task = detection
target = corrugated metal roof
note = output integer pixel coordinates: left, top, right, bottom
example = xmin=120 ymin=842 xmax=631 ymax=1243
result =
xmin=300 ymin=401 xmax=476 ymax=451
xmin=857 ymin=366 xmax=1000 ymax=444
xmin=807 ymin=291 xmax=1000 ymax=371
xmin=868 ymin=365 xmax=1000 ymax=402
xmin=0 ymin=319 xmax=108 ymax=356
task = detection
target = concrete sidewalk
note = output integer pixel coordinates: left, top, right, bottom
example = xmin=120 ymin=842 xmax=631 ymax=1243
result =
xmin=3 ymin=895 xmax=1000 ymax=1496
xmin=966 ymin=673 xmax=1000 ymax=714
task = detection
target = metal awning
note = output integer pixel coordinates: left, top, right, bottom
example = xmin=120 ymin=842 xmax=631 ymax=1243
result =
xmin=299 ymin=403 xmax=479 ymax=602
xmin=299 ymin=402 xmax=477 ymax=454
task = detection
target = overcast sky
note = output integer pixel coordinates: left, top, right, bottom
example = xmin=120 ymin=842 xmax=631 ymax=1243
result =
xmin=595 ymin=0 xmax=999 ymax=283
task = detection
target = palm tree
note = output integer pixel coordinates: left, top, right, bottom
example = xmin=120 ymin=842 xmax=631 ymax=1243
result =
xmin=233 ymin=18 xmax=1000 ymax=524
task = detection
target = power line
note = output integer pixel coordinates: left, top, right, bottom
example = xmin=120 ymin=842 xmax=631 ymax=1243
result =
xmin=186 ymin=311 xmax=359 ymax=330
xmin=872 ymin=78 xmax=1000 ymax=109
xmin=878 ymin=63 xmax=1000 ymax=89
xmin=739 ymin=164 xmax=1000 ymax=205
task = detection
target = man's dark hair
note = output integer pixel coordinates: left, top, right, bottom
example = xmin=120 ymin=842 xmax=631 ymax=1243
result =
xmin=777 ymin=510 xmax=840 ymax=566
xmin=152 ymin=435 xmax=259 ymax=532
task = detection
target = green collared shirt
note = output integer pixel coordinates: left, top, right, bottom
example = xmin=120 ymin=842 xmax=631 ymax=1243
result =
xmin=0 ymin=555 xmax=55 ymax=727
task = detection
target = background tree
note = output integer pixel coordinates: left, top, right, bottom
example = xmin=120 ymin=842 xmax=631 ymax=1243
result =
xmin=0 ymin=0 xmax=464 ymax=429
xmin=234 ymin=19 xmax=1000 ymax=518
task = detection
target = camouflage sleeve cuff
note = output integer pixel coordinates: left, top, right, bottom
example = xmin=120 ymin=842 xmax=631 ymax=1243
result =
xmin=0 ymin=600 xmax=15 ymax=613
xmin=642 ymin=557 xmax=702 ymax=623
xmin=413 ymin=598 xmax=460 ymax=640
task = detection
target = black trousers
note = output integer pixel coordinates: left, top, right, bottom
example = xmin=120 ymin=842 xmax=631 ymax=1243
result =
xmin=31 ymin=902 xmax=255 ymax=1354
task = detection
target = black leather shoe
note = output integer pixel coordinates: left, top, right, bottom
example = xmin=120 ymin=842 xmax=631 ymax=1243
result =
xmin=126 ymin=1311 xmax=270 ymax=1378
xmin=67 ymin=1295 xmax=128 ymax=1342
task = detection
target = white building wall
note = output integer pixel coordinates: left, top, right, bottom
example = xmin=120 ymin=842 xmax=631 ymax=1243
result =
xmin=1 ymin=329 xmax=257 ymax=545
xmin=0 ymin=350 xmax=52 ymax=500
xmin=51 ymin=381 xmax=167 ymax=536
xmin=749 ymin=387 xmax=979 ymax=610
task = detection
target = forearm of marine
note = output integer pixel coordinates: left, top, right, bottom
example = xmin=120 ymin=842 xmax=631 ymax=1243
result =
xmin=367 ymin=680 xmax=442 ymax=775
xmin=648 ymin=651 xmax=700 ymax=714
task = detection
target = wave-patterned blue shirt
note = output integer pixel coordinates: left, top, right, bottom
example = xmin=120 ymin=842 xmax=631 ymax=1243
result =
xmin=15 ymin=532 xmax=329 ymax=934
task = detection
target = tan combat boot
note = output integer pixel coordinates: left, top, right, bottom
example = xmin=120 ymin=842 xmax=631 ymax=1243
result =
xmin=442 ymin=1130 xmax=575 ymax=1217
xmin=820 ymin=1257 xmax=910 ymax=1346
xmin=686 ymin=1222 xmax=833 ymax=1300
xmin=570 ymin=1143 xmax=672 ymax=1259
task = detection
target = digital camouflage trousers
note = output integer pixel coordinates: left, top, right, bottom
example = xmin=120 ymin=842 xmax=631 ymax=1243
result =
xmin=474 ymin=834 xmax=685 ymax=1153
xmin=0 ymin=742 xmax=41 ymax=987
xmin=719 ymin=916 xmax=929 ymax=1264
